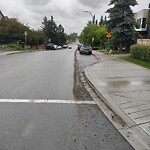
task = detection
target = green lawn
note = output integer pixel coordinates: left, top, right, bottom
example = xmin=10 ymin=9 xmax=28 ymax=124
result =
xmin=119 ymin=56 xmax=150 ymax=69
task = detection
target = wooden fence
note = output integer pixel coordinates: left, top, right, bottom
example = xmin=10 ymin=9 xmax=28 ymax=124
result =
xmin=137 ymin=39 xmax=150 ymax=45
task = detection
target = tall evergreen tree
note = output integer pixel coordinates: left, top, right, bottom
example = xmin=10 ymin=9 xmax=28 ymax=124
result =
xmin=104 ymin=16 xmax=107 ymax=22
xmin=99 ymin=15 xmax=104 ymax=26
xmin=87 ymin=21 xmax=92 ymax=26
xmin=42 ymin=16 xmax=67 ymax=45
xmin=104 ymin=16 xmax=107 ymax=24
xmin=57 ymin=24 xmax=66 ymax=45
xmin=92 ymin=15 xmax=96 ymax=24
xmin=95 ymin=20 xmax=98 ymax=25
xmin=42 ymin=16 xmax=58 ymax=44
xmin=107 ymin=0 xmax=139 ymax=51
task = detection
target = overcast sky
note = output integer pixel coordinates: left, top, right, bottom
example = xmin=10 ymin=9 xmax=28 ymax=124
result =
xmin=0 ymin=0 xmax=149 ymax=34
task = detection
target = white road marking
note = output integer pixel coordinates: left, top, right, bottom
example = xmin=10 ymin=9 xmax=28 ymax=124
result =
xmin=0 ymin=99 xmax=96 ymax=105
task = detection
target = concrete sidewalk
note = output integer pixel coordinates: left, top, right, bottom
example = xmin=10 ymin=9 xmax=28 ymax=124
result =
xmin=85 ymin=51 xmax=150 ymax=150
xmin=0 ymin=49 xmax=41 ymax=56
xmin=0 ymin=50 xmax=23 ymax=56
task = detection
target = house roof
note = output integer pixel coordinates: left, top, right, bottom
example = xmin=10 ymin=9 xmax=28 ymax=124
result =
xmin=0 ymin=10 xmax=4 ymax=18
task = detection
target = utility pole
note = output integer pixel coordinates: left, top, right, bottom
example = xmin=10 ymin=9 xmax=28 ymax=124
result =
xmin=24 ymin=31 xmax=27 ymax=48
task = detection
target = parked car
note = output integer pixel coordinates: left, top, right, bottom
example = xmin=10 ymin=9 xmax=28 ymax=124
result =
xmin=45 ymin=43 xmax=56 ymax=50
xmin=79 ymin=44 xmax=92 ymax=55
xmin=63 ymin=45 xmax=68 ymax=49
xmin=68 ymin=45 xmax=72 ymax=49
xmin=77 ymin=44 xmax=82 ymax=51
xmin=57 ymin=46 xmax=62 ymax=50
xmin=54 ymin=45 xmax=57 ymax=50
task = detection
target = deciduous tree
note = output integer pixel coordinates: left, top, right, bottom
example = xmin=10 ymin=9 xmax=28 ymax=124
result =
xmin=80 ymin=24 xmax=107 ymax=49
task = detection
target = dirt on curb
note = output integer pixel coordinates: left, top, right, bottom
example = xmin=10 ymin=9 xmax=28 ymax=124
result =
xmin=73 ymin=50 xmax=93 ymax=101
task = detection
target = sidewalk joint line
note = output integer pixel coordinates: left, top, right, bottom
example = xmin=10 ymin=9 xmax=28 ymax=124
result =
xmin=136 ymin=121 xmax=150 ymax=126
xmin=128 ymin=109 xmax=150 ymax=114
xmin=134 ymin=114 xmax=150 ymax=120
xmin=122 ymin=103 xmax=150 ymax=109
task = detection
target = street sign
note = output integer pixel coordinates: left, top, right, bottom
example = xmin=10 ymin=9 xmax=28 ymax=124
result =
xmin=24 ymin=31 xmax=27 ymax=36
xmin=92 ymin=37 xmax=94 ymax=42
xmin=106 ymin=32 xmax=112 ymax=38
xmin=24 ymin=31 xmax=27 ymax=48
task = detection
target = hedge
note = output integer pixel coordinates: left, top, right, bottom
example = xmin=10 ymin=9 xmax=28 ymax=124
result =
xmin=6 ymin=44 xmax=24 ymax=51
xmin=92 ymin=46 xmax=99 ymax=50
xmin=130 ymin=44 xmax=150 ymax=62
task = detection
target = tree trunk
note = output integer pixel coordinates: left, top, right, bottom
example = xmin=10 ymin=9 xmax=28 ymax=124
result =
xmin=119 ymin=42 xmax=123 ymax=52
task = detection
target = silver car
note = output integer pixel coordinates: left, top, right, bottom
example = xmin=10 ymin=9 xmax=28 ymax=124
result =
xmin=79 ymin=44 xmax=92 ymax=55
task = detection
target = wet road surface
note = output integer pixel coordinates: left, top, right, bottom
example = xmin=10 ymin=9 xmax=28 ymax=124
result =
xmin=0 ymin=103 xmax=133 ymax=150
xmin=0 ymin=48 xmax=134 ymax=150
xmin=0 ymin=50 xmax=74 ymax=99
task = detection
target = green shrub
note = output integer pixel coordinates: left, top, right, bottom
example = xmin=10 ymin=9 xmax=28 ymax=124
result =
xmin=130 ymin=44 xmax=150 ymax=62
xmin=92 ymin=46 xmax=99 ymax=50
xmin=111 ymin=50 xmax=120 ymax=54
xmin=99 ymin=49 xmax=108 ymax=53
xmin=6 ymin=44 xmax=24 ymax=51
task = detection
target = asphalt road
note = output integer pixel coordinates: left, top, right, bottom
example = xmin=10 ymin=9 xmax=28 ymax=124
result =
xmin=0 ymin=49 xmax=75 ymax=99
xmin=0 ymin=48 xmax=133 ymax=150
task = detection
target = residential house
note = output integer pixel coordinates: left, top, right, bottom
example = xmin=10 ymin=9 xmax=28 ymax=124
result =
xmin=135 ymin=4 xmax=150 ymax=39
xmin=0 ymin=10 xmax=4 ymax=20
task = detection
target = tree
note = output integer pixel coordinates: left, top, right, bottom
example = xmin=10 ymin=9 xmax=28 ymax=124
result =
xmin=28 ymin=30 xmax=47 ymax=48
xmin=95 ymin=20 xmax=98 ymax=25
xmin=93 ymin=15 xmax=96 ymax=24
xmin=57 ymin=24 xmax=66 ymax=45
xmin=0 ymin=17 xmax=47 ymax=47
xmin=80 ymin=24 xmax=107 ymax=49
xmin=87 ymin=21 xmax=92 ymax=26
xmin=104 ymin=16 xmax=107 ymax=25
xmin=67 ymin=33 xmax=78 ymax=43
xmin=106 ymin=0 xmax=139 ymax=51
xmin=0 ymin=18 xmax=26 ymax=44
xmin=42 ymin=16 xmax=58 ymax=44
xmin=99 ymin=16 xmax=104 ymax=26
xmin=41 ymin=16 xmax=66 ymax=45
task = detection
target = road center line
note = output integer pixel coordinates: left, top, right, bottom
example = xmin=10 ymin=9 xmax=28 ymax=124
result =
xmin=0 ymin=99 xmax=96 ymax=105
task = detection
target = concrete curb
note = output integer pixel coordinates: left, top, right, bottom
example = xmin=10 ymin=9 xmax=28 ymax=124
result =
xmin=0 ymin=50 xmax=43 ymax=57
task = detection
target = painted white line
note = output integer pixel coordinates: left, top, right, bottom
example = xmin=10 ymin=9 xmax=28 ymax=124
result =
xmin=0 ymin=99 xmax=96 ymax=105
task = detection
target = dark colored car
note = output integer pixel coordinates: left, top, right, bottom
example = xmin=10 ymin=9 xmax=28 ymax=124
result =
xmin=77 ymin=44 xmax=82 ymax=51
xmin=79 ymin=44 xmax=92 ymax=55
xmin=45 ymin=43 xmax=56 ymax=50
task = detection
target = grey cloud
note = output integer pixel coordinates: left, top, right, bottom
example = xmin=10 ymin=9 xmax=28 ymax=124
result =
xmin=77 ymin=0 xmax=110 ymax=9
xmin=0 ymin=0 xmax=149 ymax=34
xmin=22 ymin=0 xmax=52 ymax=6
